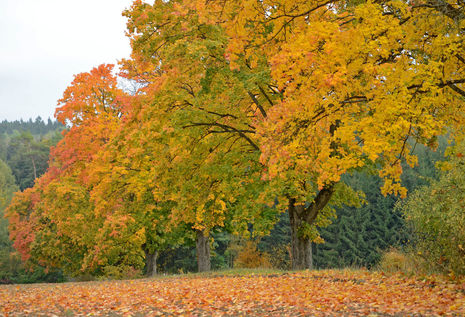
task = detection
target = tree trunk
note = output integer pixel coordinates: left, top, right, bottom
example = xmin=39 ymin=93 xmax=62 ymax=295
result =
xmin=289 ymin=200 xmax=313 ymax=270
xmin=145 ymin=250 xmax=158 ymax=277
xmin=288 ymin=121 xmax=339 ymax=270
xmin=196 ymin=229 xmax=211 ymax=272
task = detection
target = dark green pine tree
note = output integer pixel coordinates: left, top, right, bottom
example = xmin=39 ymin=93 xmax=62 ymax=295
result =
xmin=314 ymin=173 xmax=402 ymax=269
xmin=6 ymin=131 xmax=50 ymax=191
xmin=0 ymin=117 xmax=64 ymax=136
xmin=313 ymin=140 xmax=446 ymax=269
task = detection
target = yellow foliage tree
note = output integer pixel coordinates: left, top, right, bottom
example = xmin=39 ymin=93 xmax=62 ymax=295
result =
xmin=123 ymin=0 xmax=465 ymax=269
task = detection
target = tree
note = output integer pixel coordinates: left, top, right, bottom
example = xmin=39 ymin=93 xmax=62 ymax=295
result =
xmin=6 ymin=65 xmax=139 ymax=277
xmin=122 ymin=1 xmax=280 ymax=271
xmin=150 ymin=0 xmax=465 ymax=269
xmin=6 ymin=131 xmax=49 ymax=190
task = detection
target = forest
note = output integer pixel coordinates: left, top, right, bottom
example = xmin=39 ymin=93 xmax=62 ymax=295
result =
xmin=1 ymin=0 xmax=465 ymax=314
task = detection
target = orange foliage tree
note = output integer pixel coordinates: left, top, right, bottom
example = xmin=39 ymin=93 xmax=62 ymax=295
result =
xmin=5 ymin=65 xmax=146 ymax=276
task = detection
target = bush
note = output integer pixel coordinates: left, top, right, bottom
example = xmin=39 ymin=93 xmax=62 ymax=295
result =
xmin=0 ymin=251 xmax=66 ymax=284
xmin=397 ymin=145 xmax=465 ymax=276
xmin=377 ymin=248 xmax=418 ymax=275
xmin=232 ymin=240 xmax=272 ymax=269
xmin=101 ymin=265 xmax=142 ymax=280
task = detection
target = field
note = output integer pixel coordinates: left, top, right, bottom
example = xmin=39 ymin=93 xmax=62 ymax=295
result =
xmin=1 ymin=269 xmax=464 ymax=316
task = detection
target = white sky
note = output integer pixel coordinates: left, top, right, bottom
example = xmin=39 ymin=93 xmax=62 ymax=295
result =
xmin=0 ymin=0 xmax=135 ymax=121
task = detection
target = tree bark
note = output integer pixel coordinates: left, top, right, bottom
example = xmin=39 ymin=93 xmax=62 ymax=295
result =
xmin=289 ymin=199 xmax=313 ymax=270
xmin=145 ymin=250 xmax=158 ymax=277
xmin=196 ymin=229 xmax=211 ymax=272
xmin=288 ymin=184 xmax=335 ymax=270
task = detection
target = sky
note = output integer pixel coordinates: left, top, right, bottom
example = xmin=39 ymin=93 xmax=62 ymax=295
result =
xmin=0 ymin=0 xmax=136 ymax=122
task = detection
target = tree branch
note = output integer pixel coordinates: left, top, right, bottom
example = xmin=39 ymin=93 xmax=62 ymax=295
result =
xmin=457 ymin=54 xmax=465 ymax=65
xmin=197 ymin=107 xmax=239 ymax=119
xmin=248 ymin=91 xmax=268 ymax=118
xmin=304 ymin=184 xmax=336 ymax=224
xmin=258 ymin=85 xmax=274 ymax=110
xmin=183 ymin=122 xmax=259 ymax=151
xmin=413 ymin=1 xmax=465 ymax=22
xmin=447 ymin=83 xmax=465 ymax=97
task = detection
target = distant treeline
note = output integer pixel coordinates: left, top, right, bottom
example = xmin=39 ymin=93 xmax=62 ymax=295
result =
xmin=0 ymin=117 xmax=63 ymax=135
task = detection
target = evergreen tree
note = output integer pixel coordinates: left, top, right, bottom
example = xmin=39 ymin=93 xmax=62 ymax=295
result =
xmin=0 ymin=117 xmax=63 ymax=136
xmin=6 ymin=131 xmax=50 ymax=191
xmin=258 ymin=212 xmax=291 ymax=269
xmin=313 ymin=141 xmax=446 ymax=269
xmin=0 ymin=120 xmax=65 ymax=283
xmin=313 ymin=173 xmax=402 ymax=269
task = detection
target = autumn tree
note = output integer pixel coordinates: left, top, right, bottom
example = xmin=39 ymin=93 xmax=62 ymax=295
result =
xmin=253 ymin=0 xmax=465 ymax=268
xmin=122 ymin=0 xmax=465 ymax=270
xmin=85 ymin=91 xmax=189 ymax=276
xmin=122 ymin=0 xmax=279 ymax=272
xmin=5 ymin=65 xmax=143 ymax=277
xmin=8 ymin=0 xmax=465 ymax=275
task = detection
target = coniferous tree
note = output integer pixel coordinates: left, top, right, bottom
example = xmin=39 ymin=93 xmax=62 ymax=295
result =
xmin=0 ymin=117 xmax=63 ymax=136
xmin=6 ymin=131 xmax=50 ymax=191
xmin=313 ymin=141 xmax=446 ymax=269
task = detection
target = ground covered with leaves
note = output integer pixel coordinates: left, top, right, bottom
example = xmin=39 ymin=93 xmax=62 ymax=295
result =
xmin=1 ymin=269 xmax=464 ymax=316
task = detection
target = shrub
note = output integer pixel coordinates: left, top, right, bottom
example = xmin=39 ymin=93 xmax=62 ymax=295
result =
xmin=397 ymin=145 xmax=465 ymax=276
xmin=233 ymin=240 xmax=272 ymax=269
xmin=101 ymin=265 xmax=142 ymax=280
xmin=0 ymin=251 xmax=65 ymax=284
xmin=268 ymin=244 xmax=291 ymax=270
xmin=378 ymin=248 xmax=418 ymax=275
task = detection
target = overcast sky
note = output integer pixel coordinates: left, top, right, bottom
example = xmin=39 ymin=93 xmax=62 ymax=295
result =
xmin=0 ymin=0 xmax=136 ymax=121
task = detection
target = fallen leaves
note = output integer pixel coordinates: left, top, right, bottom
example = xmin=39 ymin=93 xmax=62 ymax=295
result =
xmin=1 ymin=269 xmax=464 ymax=316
